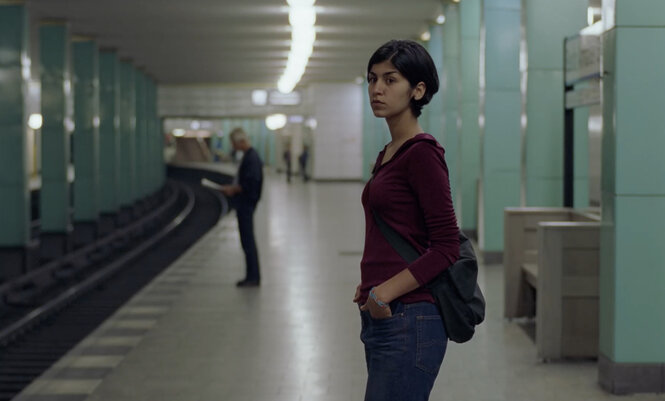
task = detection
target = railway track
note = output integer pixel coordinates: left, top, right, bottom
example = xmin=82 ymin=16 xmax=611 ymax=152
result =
xmin=0 ymin=178 xmax=228 ymax=401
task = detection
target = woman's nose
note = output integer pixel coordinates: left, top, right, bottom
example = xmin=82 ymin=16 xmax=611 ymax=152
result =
xmin=371 ymin=81 xmax=383 ymax=95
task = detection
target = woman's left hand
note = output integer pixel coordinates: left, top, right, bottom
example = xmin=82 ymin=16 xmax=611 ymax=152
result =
xmin=360 ymin=290 xmax=392 ymax=320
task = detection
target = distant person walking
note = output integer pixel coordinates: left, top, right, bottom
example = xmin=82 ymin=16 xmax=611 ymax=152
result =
xmin=353 ymin=40 xmax=460 ymax=401
xmin=298 ymin=145 xmax=310 ymax=182
xmin=283 ymin=148 xmax=292 ymax=183
xmin=219 ymin=127 xmax=264 ymax=287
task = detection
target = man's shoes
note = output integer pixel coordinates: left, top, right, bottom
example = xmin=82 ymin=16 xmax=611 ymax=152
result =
xmin=236 ymin=279 xmax=260 ymax=288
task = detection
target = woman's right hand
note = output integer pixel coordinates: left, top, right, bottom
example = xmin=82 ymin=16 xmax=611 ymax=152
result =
xmin=353 ymin=284 xmax=361 ymax=304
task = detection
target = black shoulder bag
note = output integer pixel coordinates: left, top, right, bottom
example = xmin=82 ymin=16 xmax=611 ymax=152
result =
xmin=371 ymin=210 xmax=486 ymax=343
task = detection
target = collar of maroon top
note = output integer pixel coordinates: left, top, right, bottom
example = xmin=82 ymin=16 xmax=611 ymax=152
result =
xmin=373 ymin=133 xmax=439 ymax=175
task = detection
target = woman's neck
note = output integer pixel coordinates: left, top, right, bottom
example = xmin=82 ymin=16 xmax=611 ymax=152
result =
xmin=386 ymin=111 xmax=422 ymax=148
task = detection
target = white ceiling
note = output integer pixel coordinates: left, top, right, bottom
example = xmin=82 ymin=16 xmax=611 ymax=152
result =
xmin=26 ymin=0 xmax=442 ymax=87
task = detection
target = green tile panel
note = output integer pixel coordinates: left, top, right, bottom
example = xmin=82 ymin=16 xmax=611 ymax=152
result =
xmin=40 ymin=23 xmax=72 ymax=232
xmin=99 ymin=50 xmax=120 ymax=213
xmin=614 ymin=28 xmax=665 ymax=195
xmin=612 ymin=195 xmax=665 ymax=362
xmin=72 ymin=39 xmax=100 ymax=222
xmin=0 ymin=4 xmax=30 ymax=245
xmin=616 ymin=0 xmax=665 ymax=27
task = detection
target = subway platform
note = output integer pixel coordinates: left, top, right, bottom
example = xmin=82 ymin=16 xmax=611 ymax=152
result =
xmin=12 ymin=174 xmax=665 ymax=401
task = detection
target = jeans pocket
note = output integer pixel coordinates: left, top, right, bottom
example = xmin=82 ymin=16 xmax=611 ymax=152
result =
xmin=415 ymin=315 xmax=447 ymax=375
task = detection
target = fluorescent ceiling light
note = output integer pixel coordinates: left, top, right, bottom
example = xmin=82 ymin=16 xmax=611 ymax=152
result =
xmin=420 ymin=31 xmax=431 ymax=42
xmin=289 ymin=7 xmax=316 ymax=27
xmin=305 ymin=117 xmax=317 ymax=129
xmin=28 ymin=113 xmax=42 ymax=130
xmin=287 ymin=0 xmax=314 ymax=5
xmin=252 ymin=89 xmax=268 ymax=106
xmin=278 ymin=1 xmax=316 ymax=94
xmin=436 ymin=14 xmax=445 ymax=24
xmin=266 ymin=113 xmax=287 ymax=130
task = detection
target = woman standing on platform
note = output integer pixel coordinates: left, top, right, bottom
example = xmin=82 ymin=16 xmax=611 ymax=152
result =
xmin=353 ymin=40 xmax=460 ymax=401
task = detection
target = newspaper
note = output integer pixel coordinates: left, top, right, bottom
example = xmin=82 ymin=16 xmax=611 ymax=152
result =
xmin=201 ymin=178 xmax=224 ymax=191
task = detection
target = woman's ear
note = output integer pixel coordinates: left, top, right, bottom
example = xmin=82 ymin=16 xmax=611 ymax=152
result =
xmin=412 ymin=81 xmax=426 ymax=101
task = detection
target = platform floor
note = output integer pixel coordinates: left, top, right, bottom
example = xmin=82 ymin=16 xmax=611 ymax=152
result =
xmin=14 ymin=173 xmax=665 ymax=401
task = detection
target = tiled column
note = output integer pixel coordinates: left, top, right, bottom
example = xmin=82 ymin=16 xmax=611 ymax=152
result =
xmin=522 ymin=0 xmax=587 ymax=206
xmin=459 ymin=0 xmax=481 ymax=235
xmin=118 ymin=60 xmax=136 ymax=223
xmin=426 ymin=24 xmax=444 ymax=144
xmin=72 ymin=37 xmax=100 ymax=245
xmin=98 ymin=49 xmax=120 ymax=234
xmin=442 ymin=3 xmax=460 ymax=211
xmin=598 ymin=0 xmax=665 ymax=394
xmin=148 ymin=78 xmax=163 ymax=192
xmin=39 ymin=20 xmax=73 ymax=259
xmin=478 ymin=0 xmax=521 ymax=259
xmin=145 ymin=77 xmax=156 ymax=193
xmin=134 ymin=69 xmax=147 ymax=200
xmin=0 ymin=1 xmax=35 ymax=277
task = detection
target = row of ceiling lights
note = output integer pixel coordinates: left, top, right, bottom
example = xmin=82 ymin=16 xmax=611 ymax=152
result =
xmin=277 ymin=0 xmax=316 ymax=94
xmin=277 ymin=0 xmax=454 ymax=92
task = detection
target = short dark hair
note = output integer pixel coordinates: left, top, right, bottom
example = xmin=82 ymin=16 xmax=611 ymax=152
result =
xmin=367 ymin=39 xmax=439 ymax=117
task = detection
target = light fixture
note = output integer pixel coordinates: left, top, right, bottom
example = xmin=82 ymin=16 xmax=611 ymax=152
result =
xmin=436 ymin=14 xmax=446 ymax=25
xmin=252 ymin=89 xmax=268 ymax=106
xmin=288 ymin=115 xmax=304 ymax=123
xmin=191 ymin=120 xmax=200 ymax=130
xmin=305 ymin=117 xmax=317 ymax=130
xmin=173 ymin=129 xmax=186 ymax=137
xmin=28 ymin=113 xmax=43 ymax=130
xmin=64 ymin=117 xmax=75 ymax=133
xmin=266 ymin=114 xmax=287 ymax=130
xmin=278 ymin=0 xmax=316 ymax=93
xmin=355 ymin=76 xmax=365 ymax=85
xmin=269 ymin=90 xmax=301 ymax=105
xmin=420 ymin=30 xmax=431 ymax=42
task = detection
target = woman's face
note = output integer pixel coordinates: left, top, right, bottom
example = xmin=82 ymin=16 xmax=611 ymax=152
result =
xmin=367 ymin=60 xmax=417 ymax=120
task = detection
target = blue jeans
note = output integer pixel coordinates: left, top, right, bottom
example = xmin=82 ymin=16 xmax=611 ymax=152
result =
xmin=360 ymin=302 xmax=447 ymax=401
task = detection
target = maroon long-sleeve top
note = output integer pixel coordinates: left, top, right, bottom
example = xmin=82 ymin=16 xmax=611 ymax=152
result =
xmin=360 ymin=133 xmax=460 ymax=305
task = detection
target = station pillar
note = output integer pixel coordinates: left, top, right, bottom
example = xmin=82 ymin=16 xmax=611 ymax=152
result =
xmin=118 ymin=60 xmax=137 ymax=225
xmin=135 ymin=70 xmax=148 ymax=201
xmin=0 ymin=1 xmax=35 ymax=278
xmin=442 ymin=3 xmax=460 ymax=213
xmin=98 ymin=49 xmax=121 ymax=236
xmin=522 ymin=0 xmax=587 ymax=206
xmin=72 ymin=37 xmax=100 ymax=245
xmin=459 ymin=0 xmax=481 ymax=236
xmin=39 ymin=21 xmax=74 ymax=260
xmin=598 ymin=0 xmax=665 ymax=394
xmin=477 ymin=0 xmax=521 ymax=262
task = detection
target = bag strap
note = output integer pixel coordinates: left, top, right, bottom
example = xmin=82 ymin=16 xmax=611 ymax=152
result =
xmin=371 ymin=209 xmax=420 ymax=264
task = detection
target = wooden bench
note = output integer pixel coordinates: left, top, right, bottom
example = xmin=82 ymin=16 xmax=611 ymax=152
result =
xmin=503 ymin=207 xmax=600 ymax=360
xmin=535 ymin=221 xmax=600 ymax=360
